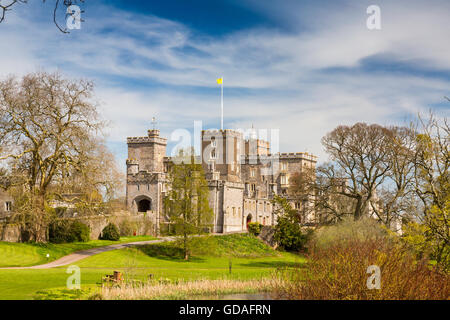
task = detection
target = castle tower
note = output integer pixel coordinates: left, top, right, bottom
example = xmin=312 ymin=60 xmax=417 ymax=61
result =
xmin=201 ymin=129 xmax=244 ymax=183
xmin=127 ymin=129 xmax=167 ymax=173
xmin=126 ymin=129 xmax=167 ymax=218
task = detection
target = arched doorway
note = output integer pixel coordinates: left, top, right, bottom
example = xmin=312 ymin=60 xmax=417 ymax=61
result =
xmin=134 ymin=196 xmax=152 ymax=213
xmin=246 ymin=214 xmax=252 ymax=230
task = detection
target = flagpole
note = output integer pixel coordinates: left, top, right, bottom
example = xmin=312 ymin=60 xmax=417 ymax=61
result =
xmin=221 ymin=77 xmax=224 ymax=130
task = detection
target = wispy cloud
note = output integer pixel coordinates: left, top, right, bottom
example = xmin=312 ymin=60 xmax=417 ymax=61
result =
xmin=0 ymin=0 xmax=448 ymax=167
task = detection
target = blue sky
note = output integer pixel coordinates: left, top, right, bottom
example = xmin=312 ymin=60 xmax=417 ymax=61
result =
xmin=0 ymin=0 xmax=449 ymax=169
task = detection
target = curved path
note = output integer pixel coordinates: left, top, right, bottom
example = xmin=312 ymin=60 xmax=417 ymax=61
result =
xmin=2 ymin=237 xmax=177 ymax=270
xmin=2 ymin=231 xmax=248 ymax=270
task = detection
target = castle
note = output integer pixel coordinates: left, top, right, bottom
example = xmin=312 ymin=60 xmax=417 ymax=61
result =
xmin=126 ymin=128 xmax=317 ymax=233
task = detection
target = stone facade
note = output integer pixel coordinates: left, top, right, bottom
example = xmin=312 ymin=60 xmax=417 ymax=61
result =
xmin=0 ymin=189 xmax=13 ymax=220
xmin=126 ymin=128 xmax=318 ymax=233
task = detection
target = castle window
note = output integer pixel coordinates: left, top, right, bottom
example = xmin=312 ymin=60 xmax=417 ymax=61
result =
xmin=281 ymin=175 xmax=288 ymax=185
xmin=281 ymin=162 xmax=287 ymax=171
xmin=250 ymin=168 xmax=256 ymax=177
xmin=5 ymin=201 xmax=12 ymax=212
xmin=211 ymin=149 xmax=216 ymax=159
xmin=232 ymin=207 xmax=236 ymax=216
xmin=251 ymin=184 xmax=256 ymax=192
xmin=137 ymin=184 xmax=140 ymax=191
xmin=147 ymin=184 xmax=150 ymax=191
xmin=295 ymin=202 xmax=301 ymax=210
xmin=211 ymin=137 xmax=216 ymax=147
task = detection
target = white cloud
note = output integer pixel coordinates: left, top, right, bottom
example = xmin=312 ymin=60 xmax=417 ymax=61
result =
xmin=0 ymin=0 xmax=448 ymax=166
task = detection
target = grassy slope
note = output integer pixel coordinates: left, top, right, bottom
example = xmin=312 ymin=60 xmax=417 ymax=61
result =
xmin=0 ymin=236 xmax=157 ymax=268
xmin=0 ymin=234 xmax=305 ymax=300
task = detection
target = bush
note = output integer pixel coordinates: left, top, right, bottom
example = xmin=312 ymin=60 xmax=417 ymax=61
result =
xmin=100 ymin=223 xmax=120 ymax=241
xmin=247 ymin=222 xmax=263 ymax=236
xmin=118 ymin=219 xmax=138 ymax=237
xmin=311 ymin=217 xmax=388 ymax=250
xmin=49 ymin=220 xmax=90 ymax=243
xmin=274 ymin=216 xmax=309 ymax=252
xmin=71 ymin=221 xmax=90 ymax=242
xmin=271 ymin=196 xmax=310 ymax=252
xmin=273 ymin=218 xmax=450 ymax=300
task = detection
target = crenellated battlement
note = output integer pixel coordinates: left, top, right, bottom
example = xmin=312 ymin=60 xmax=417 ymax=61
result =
xmin=240 ymin=152 xmax=317 ymax=162
xmin=202 ymin=129 xmax=243 ymax=138
xmin=126 ymin=159 xmax=139 ymax=165
xmin=126 ymin=127 xmax=319 ymax=234
xmin=127 ymin=136 xmax=167 ymax=145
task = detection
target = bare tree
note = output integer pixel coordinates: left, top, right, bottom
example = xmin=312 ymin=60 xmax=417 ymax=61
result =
xmin=0 ymin=71 xmax=107 ymax=241
xmin=314 ymin=166 xmax=358 ymax=224
xmin=410 ymin=112 xmax=449 ymax=267
xmin=288 ymin=166 xmax=317 ymax=223
xmin=50 ymin=138 xmax=124 ymax=215
xmin=369 ymin=126 xmax=417 ymax=230
xmin=320 ymin=123 xmax=392 ymax=220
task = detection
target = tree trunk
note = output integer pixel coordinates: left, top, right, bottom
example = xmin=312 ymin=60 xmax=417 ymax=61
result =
xmin=354 ymin=196 xmax=363 ymax=220
xmin=184 ymin=232 xmax=189 ymax=260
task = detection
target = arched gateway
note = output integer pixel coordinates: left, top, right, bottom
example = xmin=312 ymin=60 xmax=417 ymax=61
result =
xmin=134 ymin=195 xmax=152 ymax=213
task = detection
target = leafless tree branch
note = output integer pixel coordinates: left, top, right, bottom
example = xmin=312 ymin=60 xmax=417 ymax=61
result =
xmin=0 ymin=0 xmax=85 ymax=33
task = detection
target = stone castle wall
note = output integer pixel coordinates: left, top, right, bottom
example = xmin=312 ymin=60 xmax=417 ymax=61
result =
xmin=0 ymin=212 xmax=157 ymax=243
xmin=126 ymin=129 xmax=318 ymax=234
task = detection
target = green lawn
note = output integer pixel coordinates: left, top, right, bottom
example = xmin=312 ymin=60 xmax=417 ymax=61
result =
xmin=0 ymin=234 xmax=305 ymax=300
xmin=0 ymin=235 xmax=157 ymax=268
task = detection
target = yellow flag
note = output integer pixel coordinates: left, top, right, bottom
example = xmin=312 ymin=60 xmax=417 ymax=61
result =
xmin=216 ymin=78 xmax=223 ymax=85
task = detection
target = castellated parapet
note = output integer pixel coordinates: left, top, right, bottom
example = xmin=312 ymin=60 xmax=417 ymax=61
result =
xmin=126 ymin=128 xmax=318 ymax=233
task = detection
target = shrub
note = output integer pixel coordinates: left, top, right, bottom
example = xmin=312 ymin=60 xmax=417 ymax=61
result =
xmin=100 ymin=223 xmax=120 ymax=241
xmin=272 ymin=196 xmax=310 ymax=252
xmin=247 ymin=222 xmax=263 ymax=236
xmin=402 ymin=220 xmax=450 ymax=271
xmin=118 ymin=219 xmax=138 ymax=237
xmin=71 ymin=221 xmax=90 ymax=242
xmin=311 ymin=216 xmax=388 ymax=250
xmin=273 ymin=216 xmax=309 ymax=252
xmin=49 ymin=220 xmax=90 ymax=243
xmin=141 ymin=218 xmax=154 ymax=236
xmin=273 ymin=218 xmax=450 ymax=300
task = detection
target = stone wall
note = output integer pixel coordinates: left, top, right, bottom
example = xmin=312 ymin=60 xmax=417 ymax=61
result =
xmin=222 ymin=182 xmax=245 ymax=233
xmin=0 ymin=189 xmax=13 ymax=219
xmin=0 ymin=223 xmax=21 ymax=242
xmin=0 ymin=211 xmax=157 ymax=243
xmin=258 ymin=225 xmax=277 ymax=249
xmin=75 ymin=212 xmax=157 ymax=240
